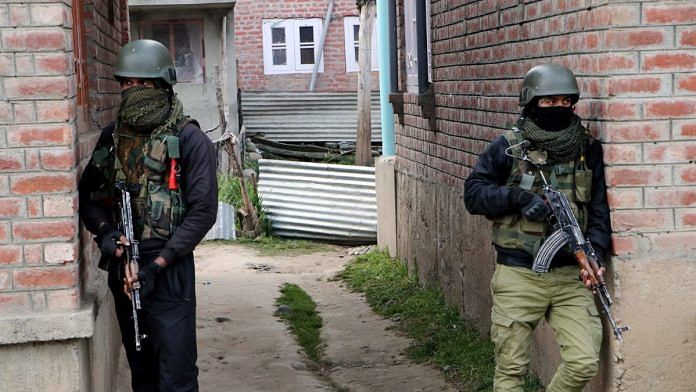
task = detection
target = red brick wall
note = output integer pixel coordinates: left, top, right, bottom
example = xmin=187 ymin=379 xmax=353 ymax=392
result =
xmin=235 ymin=0 xmax=379 ymax=92
xmin=0 ymin=1 xmax=123 ymax=314
xmin=397 ymin=1 xmax=696 ymax=258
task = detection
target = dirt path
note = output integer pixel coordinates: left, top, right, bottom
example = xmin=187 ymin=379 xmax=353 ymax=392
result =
xmin=117 ymin=242 xmax=456 ymax=391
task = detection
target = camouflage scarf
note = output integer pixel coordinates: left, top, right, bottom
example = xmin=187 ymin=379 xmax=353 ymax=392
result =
xmin=519 ymin=115 xmax=589 ymax=164
xmin=117 ymin=86 xmax=183 ymax=136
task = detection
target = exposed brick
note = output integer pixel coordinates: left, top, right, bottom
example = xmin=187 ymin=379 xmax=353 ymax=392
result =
xmin=644 ymin=143 xmax=696 ymax=164
xmin=44 ymin=242 xmax=76 ymax=264
xmin=0 ymin=271 xmax=11 ymax=291
xmin=0 ymin=151 xmax=23 ymax=172
xmin=14 ymin=266 xmax=76 ymax=289
xmin=645 ymin=188 xmax=696 ymax=208
xmin=0 ymin=102 xmax=11 ymax=125
xmin=12 ymin=219 xmax=75 ymax=242
xmin=0 ymin=53 xmax=14 ymax=76
xmin=27 ymin=196 xmax=42 ymax=218
xmin=30 ymin=3 xmax=67 ymax=26
xmin=25 ymin=149 xmax=39 ymax=170
xmin=644 ymin=4 xmax=696 ymax=25
xmin=0 ymin=293 xmax=30 ymax=313
xmin=43 ymin=195 xmax=76 ymax=217
xmin=0 ymin=245 xmax=22 ymax=265
xmin=34 ymin=53 xmax=69 ymax=75
xmin=606 ymin=188 xmax=643 ymax=209
xmin=645 ymin=100 xmax=696 ymax=119
xmin=607 ymin=75 xmax=670 ymax=97
xmin=678 ymin=27 xmax=696 ymax=47
xmin=10 ymin=173 xmax=75 ymax=195
xmin=675 ymin=74 xmax=696 ymax=95
xmin=40 ymin=148 xmax=75 ymax=170
xmin=675 ymin=166 xmax=696 ymax=185
xmin=4 ymin=77 xmax=69 ymax=99
xmin=0 ymin=223 xmax=9 ymax=243
xmin=604 ymin=121 xmax=671 ymax=142
xmin=9 ymin=4 xmax=29 ymax=27
xmin=611 ymin=234 xmax=640 ymax=255
xmin=605 ymin=166 xmax=671 ymax=187
xmin=602 ymin=144 xmax=642 ymax=165
xmin=35 ymin=100 xmax=73 ymax=123
xmin=23 ymin=244 xmax=43 ymax=265
xmin=648 ymin=232 xmax=696 ymax=252
xmin=13 ymin=102 xmax=37 ymax=124
xmin=1 ymin=29 xmax=66 ymax=51
xmin=642 ymin=52 xmax=696 ymax=72
xmin=603 ymin=28 xmax=671 ymax=50
xmin=677 ymin=210 xmax=696 ymax=229
xmin=7 ymin=124 xmax=73 ymax=147
xmin=14 ymin=53 xmax=34 ymax=77
xmin=0 ymin=197 xmax=24 ymax=219
xmin=611 ymin=209 xmax=673 ymax=232
xmin=30 ymin=292 xmax=46 ymax=311
xmin=46 ymin=288 xmax=79 ymax=310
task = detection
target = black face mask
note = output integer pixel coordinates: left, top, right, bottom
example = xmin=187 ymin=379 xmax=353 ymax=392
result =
xmin=532 ymin=106 xmax=574 ymax=132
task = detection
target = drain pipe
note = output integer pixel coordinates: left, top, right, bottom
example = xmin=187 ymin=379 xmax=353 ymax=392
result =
xmin=377 ymin=0 xmax=395 ymax=155
xmin=309 ymin=0 xmax=333 ymax=92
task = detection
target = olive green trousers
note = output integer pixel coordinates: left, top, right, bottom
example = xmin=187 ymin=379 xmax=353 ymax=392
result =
xmin=490 ymin=264 xmax=603 ymax=392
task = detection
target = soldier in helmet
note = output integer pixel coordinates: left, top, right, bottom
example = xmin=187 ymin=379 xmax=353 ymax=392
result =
xmin=463 ymin=64 xmax=611 ymax=391
xmin=78 ymin=39 xmax=217 ymax=391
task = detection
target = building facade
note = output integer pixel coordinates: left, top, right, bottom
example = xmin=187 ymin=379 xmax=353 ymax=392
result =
xmin=388 ymin=1 xmax=696 ymax=391
xmin=235 ymin=0 xmax=380 ymax=92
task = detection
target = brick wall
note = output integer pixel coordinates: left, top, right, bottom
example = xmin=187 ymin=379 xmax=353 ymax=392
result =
xmin=0 ymin=1 xmax=81 ymax=314
xmin=394 ymin=1 xmax=696 ymax=391
xmin=235 ymin=0 xmax=379 ymax=92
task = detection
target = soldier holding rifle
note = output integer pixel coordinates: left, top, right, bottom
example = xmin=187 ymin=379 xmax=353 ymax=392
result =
xmin=79 ymin=40 xmax=217 ymax=392
xmin=464 ymin=64 xmax=617 ymax=392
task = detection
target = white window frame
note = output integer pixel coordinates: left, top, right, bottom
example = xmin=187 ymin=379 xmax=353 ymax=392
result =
xmin=262 ymin=19 xmax=324 ymax=75
xmin=343 ymin=16 xmax=379 ymax=73
xmin=404 ymin=1 xmax=432 ymax=93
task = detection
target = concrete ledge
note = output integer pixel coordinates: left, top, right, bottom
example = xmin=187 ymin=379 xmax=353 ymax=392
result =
xmin=130 ymin=0 xmax=235 ymax=9
xmin=0 ymin=303 xmax=95 ymax=345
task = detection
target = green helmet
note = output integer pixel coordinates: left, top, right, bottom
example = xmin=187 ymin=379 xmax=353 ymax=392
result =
xmin=114 ymin=39 xmax=177 ymax=86
xmin=519 ymin=63 xmax=579 ymax=107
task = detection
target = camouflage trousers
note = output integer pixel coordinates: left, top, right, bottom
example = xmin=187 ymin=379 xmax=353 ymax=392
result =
xmin=490 ymin=264 xmax=603 ymax=392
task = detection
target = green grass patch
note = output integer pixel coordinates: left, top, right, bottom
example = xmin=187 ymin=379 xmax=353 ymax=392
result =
xmin=236 ymin=236 xmax=333 ymax=257
xmin=218 ymin=173 xmax=272 ymax=236
xmin=338 ymin=249 xmax=542 ymax=391
xmin=276 ymin=283 xmax=324 ymax=363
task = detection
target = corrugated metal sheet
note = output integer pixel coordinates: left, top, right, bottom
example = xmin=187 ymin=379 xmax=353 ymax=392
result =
xmin=242 ymin=92 xmax=382 ymax=142
xmin=203 ymin=202 xmax=236 ymax=241
xmin=257 ymin=159 xmax=377 ymax=243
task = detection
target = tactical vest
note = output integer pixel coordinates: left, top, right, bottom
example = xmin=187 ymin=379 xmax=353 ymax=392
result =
xmin=91 ymin=117 xmax=195 ymax=241
xmin=491 ymin=129 xmax=592 ymax=258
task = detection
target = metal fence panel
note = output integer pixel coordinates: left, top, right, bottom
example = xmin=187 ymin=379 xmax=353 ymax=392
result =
xmin=258 ymin=159 xmax=377 ymax=243
xmin=203 ymin=202 xmax=236 ymax=241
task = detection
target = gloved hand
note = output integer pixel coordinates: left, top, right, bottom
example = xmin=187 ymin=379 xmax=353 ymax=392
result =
xmin=98 ymin=227 xmax=125 ymax=258
xmin=137 ymin=261 xmax=162 ymax=299
xmin=510 ymin=188 xmax=550 ymax=222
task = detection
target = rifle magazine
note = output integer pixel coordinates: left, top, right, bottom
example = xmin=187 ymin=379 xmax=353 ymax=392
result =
xmin=532 ymin=229 xmax=569 ymax=273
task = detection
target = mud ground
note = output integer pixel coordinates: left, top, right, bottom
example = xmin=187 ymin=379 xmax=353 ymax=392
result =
xmin=116 ymin=242 xmax=456 ymax=391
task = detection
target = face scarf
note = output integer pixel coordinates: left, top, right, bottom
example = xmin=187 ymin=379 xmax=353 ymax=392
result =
xmin=532 ymin=106 xmax=574 ymax=132
xmin=117 ymin=86 xmax=183 ymax=135
xmin=519 ymin=114 xmax=589 ymax=165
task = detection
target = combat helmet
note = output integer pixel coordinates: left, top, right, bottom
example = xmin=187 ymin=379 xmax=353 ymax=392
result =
xmin=114 ymin=39 xmax=177 ymax=86
xmin=519 ymin=64 xmax=578 ymax=107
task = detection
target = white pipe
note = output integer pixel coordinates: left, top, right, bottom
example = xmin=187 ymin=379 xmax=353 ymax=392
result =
xmin=309 ymin=0 xmax=333 ymax=91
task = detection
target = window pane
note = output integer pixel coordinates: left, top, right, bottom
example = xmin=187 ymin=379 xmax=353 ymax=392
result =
xmin=272 ymin=49 xmax=287 ymax=65
xmin=354 ymin=47 xmax=359 ymax=62
xmin=353 ymin=25 xmax=359 ymax=42
xmin=151 ymin=24 xmax=170 ymax=49
xmin=272 ymin=27 xmax=285 ymax=44
xmin=174 ymin=21 xmax=204 ymax=83
xmin=300 ymin=47 xmax=314 ymax=64
xmin=299 ymin=26 xmax=314 ymax=43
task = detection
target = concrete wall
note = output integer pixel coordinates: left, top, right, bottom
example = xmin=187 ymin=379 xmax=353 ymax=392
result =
xmin=235 ymin=0 xmax=379 ymax=92
xmin=392 ymin=1 xmax=696 ymax=391
xmin=129 ymin=6 xmax=238 ymax=135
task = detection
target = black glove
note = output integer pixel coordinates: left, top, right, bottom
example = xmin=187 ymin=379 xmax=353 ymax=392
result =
xmin=510 ymin=187 xmax=550 ymax=222
xmin=97 ymin=227 xmax=124 ymax=258
xmin=137 ymin=261 xmax=162 ymax=299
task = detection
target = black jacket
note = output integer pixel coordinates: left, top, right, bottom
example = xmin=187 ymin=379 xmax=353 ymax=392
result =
xmin=78 ymin=122 xmax=218 ymax=264
xmin=463 ymin=135 xmax=612 ymax=268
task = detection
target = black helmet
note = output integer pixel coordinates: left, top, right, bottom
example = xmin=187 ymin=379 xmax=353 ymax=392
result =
xmin=519 ymin=64 xmax=579 ymax=107
xmin=114 ymin=39 xmax=177 ymax=86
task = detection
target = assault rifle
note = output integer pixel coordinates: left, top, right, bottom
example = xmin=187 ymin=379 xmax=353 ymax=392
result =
xmin=117 ymin=182 xmax=147 ymax=351
xmin=505 ymin=140 xmax=630 ymax=342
